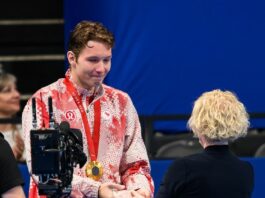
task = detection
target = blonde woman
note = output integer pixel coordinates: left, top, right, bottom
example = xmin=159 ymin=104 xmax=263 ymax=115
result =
xmin=0 ymin=72 xmax=25 ymax=162
xmin=156 ymin=89 xmax=254 ymax=198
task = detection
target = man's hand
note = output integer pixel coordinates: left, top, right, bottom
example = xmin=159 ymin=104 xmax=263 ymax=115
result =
xmin=108 ymin=189 xmax=145 ymax=198
xmin=135 ymin=188 xmax=151 ymax=198
xmin=98 ymin=183 xmax=151 ymax=198
xmin=98 ymin=182 xmax=125 ymax=198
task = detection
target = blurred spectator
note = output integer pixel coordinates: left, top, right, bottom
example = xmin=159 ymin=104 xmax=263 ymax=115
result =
xmin=0 ymin=132 xmax=25 ymax=198
xmin=0 ymin=71 xmax=25 ymax=162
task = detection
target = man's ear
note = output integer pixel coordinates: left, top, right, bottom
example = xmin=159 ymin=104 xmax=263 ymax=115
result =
xmin=67 ymin=51 xmax=76 ymax=66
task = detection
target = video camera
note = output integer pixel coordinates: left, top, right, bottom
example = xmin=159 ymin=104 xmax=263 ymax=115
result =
xmin=30 ymin=97 xmax=87 ymax=198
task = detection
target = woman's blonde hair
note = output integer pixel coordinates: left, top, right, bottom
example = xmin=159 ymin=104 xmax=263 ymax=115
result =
xmin=188 ymin=89 xmax=249 ymax=141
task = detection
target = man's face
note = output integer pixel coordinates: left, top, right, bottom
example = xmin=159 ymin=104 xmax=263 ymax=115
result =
xmin=68 ymin=40 xmax=112 ymax=90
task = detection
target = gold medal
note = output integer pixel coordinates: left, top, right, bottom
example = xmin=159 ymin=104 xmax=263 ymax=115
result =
xmin=85 ymin=161 xmax=103 ymax=181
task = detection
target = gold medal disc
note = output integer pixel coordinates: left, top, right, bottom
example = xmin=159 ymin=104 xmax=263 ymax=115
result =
xmin=85 ymin=161 xmax=103 ymax=181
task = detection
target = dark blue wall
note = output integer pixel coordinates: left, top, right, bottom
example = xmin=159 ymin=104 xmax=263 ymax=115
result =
xmin=64 ymin=0 xmax=265 ymax=128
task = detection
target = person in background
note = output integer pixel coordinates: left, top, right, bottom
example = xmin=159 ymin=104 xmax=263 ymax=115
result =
xmin=156 ymin=89 xmax=254 ymax=198
xmin=22 ymin=20 xmax=153 ymax=198
xmin=0 ymin=132 xmax=25 ymax=198
xmin=0 ymin=72 xmax=25 ymax=162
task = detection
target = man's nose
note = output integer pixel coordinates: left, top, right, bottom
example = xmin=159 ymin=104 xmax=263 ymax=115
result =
xmin=95 ymin=61 xmax=106 ymax=72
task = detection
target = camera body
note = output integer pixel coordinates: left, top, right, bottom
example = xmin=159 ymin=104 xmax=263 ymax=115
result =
xmin=30 ymin=97 xmax=87 ymax=197
xmin=31 ymin=124 xmax=87 ymax=197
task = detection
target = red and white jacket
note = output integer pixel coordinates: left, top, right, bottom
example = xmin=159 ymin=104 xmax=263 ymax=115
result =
xmin=22 ymin=72 xmax=154 ymax=198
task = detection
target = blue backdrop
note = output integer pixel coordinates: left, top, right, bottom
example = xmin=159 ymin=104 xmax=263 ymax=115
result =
xmin=64 ymin=0 xmax=265 ymax=128
xmin=62 ymin=2 xmax=265 ymax=197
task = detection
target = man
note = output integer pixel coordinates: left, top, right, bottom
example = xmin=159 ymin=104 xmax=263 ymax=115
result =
xmin=22 ymin=21 xmax=153 ymax=198
xmin=0 ymin=133 xmax=25 ymax=198
xmin=156 ymin=89 xmax=254 ymax=198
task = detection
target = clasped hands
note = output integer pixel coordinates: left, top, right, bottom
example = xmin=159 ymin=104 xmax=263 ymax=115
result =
xmin=99 ymin=183 xmax=151 ymax=198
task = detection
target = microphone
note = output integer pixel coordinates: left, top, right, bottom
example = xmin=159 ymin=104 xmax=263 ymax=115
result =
xmin=59 ymin=121 xmax=82 ymax=145
xmin=59 ymin=121 xmax=70 ymax=134
xmin=59 ymin=121 xmax=86 ymax=167
xmin=32 ymin=97 xmax=37 ymax=129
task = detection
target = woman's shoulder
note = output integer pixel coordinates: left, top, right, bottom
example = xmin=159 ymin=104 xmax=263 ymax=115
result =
xmin=0 ymin=134 xmax=12 ymax=153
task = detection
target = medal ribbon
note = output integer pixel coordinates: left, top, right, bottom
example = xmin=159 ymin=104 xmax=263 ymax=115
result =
xmin=64 ymin=77 xmax=101 ymax=161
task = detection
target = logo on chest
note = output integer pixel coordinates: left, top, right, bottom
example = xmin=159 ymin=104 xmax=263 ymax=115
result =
xmin=65 ymin=110 xmax=76 ymax=121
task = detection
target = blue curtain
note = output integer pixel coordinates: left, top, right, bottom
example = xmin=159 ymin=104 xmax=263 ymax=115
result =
xmin=64 ymin=0 xmax=265 ymax=128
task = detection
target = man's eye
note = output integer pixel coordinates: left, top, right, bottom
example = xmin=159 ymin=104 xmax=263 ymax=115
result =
xmin=103 ymin=58 xmax=111 ymax=63
xmin=88 ymin=58 xmax=100 ymax=63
